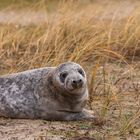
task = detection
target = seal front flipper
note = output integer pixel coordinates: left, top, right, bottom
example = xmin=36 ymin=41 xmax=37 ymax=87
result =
xmin=62 ymin=109 xmax=95 ymax=121
xmin=63 ymin=109 xmax=105 ymax=126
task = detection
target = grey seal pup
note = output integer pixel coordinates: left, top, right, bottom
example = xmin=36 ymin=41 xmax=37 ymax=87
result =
xmin=0 ymin=62 xmax=94 ymax=121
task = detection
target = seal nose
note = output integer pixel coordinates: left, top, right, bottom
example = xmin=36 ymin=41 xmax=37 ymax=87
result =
xmin=72 ymin=79 xmax=83 ymax=88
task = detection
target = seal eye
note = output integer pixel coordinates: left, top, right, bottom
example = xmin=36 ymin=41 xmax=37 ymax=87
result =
xmin=60 ymin=72 xmax=68 ymax=83
xmin=78 ymin=69 xmax=84 ymax=77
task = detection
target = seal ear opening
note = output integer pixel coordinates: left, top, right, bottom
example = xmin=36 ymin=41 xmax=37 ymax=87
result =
xmin=48 ymin=75 xmax=53 ymax=86
xmin=47 ymin=70 xmax=54 ymax=86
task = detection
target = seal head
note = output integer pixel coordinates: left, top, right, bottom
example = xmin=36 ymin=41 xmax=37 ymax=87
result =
xmin=52 ymin=62 xmax=87 ymax=95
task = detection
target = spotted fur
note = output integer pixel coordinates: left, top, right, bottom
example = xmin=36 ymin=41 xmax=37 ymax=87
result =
xmin=0 ymin=62 xmax=94 ymax=121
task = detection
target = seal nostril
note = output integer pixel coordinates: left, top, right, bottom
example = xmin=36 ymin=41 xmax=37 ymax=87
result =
xmin=73 ymin=80 xmax=76 ymax=84
xmin=72 ymin=79 xmax=83 ymax=88
xmin=73 ymin=79 xmax=82 ymax=84
xmin=79 ymin=79 xmax=82 ymax=83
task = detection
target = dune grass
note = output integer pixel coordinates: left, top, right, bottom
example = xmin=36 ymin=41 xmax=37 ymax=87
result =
xmin=0 ymin=0 xmax=139 ymax=139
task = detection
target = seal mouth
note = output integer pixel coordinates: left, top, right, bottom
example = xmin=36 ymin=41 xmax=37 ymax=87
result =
xmin=66 ymin=82 xmax=84 ymax=91
xmin=68 ymin=86 xmax=82 ymax=91
xmin=65 ymin=87 xmax=84 ymax=95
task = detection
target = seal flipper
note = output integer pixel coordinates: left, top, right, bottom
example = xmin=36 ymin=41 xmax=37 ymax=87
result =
xmin=59 ymin=109 xmax=95 ymax=121
xmin=40 ymin=109 xmax=95 ymax=121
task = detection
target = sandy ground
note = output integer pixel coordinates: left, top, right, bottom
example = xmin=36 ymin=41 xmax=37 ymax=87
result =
xmin=0 ymin=62 xmax=139 ymax=140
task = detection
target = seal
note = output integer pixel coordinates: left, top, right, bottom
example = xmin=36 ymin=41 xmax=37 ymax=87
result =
xmin=0 ymin=62 xmax=94 ymax=121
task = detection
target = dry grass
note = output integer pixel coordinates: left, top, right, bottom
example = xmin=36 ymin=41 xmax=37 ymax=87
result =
xmin=0 ymin=0 xmax=140 ymax=139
